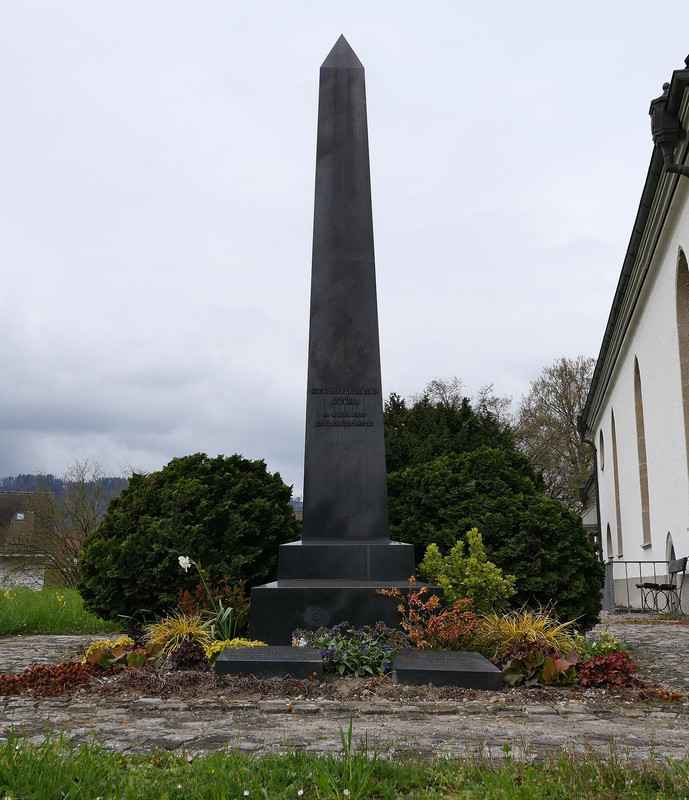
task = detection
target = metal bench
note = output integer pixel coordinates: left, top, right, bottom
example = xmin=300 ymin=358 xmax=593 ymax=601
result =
xmin=635 ymin=557 xmax=687 ymax=613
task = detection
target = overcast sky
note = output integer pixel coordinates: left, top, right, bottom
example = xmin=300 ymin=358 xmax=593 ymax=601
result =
xmin=2 ymin=2 xmax=688 ymax=496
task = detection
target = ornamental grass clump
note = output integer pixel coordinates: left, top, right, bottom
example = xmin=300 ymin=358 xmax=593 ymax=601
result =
xmin=145 ymin=611 xmax=214 ymax=657
xmin=294 ymin=622 xmax=409 ymax=677
xmin=476 ymin=605 xmax=580 ymax=661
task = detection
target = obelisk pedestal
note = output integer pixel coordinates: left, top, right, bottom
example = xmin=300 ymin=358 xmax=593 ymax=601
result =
xmin=250 ymin=37 xmax=418 ymax=644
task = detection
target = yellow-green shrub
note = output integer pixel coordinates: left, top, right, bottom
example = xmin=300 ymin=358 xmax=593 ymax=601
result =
xmin=418 ymin=528 xmax=516 ymax=613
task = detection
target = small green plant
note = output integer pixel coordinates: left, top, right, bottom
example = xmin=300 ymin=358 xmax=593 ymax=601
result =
xmin=317 ymin=717 xmax=378 ymax=798
xmin=294 ymin=622 xmax=409 ymax=676
xmin=502 ymin=648 xmax=547 ymax=686
xmin=575 ymin=630 xmax=627 ymax=658
xmin=379 ymin=578 xmax=480 ymax=650
xmin=145 ymin=611 xmax=214 ymax=656
xmin=178 ymin=574 xmax=251 ymax=639
xmin=540 ymin=652 xmax=578 ymax=685
xmin=418 ymin=528 xmax=517 ymax=613
xmin=503 ymin=648 xmax=578 ymax=686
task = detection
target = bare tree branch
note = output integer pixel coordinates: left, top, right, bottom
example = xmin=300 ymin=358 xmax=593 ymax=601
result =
xmin=514 ymin=355 xmax=595 ymax=512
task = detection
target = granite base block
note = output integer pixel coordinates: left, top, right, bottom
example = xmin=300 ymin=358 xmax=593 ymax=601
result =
xmin=213 ymin=646 xmax=324 ymax=680
xmin=392 ymin=650 xmax=503 ymax=690
xmin=249 ymin=580 xmax=436 ymax=645
xmin=277 ymin=540 xmax=416 ymax=580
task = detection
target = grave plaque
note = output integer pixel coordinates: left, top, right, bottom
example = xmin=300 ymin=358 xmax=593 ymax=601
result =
xmin=214 ymin=646 xmax=323 ymax=681
xmin=249 ymin=36 xmax=420 ymax=644
xmin=392 ymin=650 xmax=503 ymax=690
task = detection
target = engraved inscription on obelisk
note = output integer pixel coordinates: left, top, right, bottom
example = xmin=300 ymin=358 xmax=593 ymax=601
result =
xmin=302 ymin=34 xmax=390 ymax=543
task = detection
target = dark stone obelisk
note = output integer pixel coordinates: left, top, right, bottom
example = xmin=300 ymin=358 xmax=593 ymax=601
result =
xmin=302 ymin=34 xmax=389 ymax=544
xmin=249 ymin=37 xmax=416 ymax=644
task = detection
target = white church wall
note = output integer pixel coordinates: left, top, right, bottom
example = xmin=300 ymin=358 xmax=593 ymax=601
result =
xmin=594 ymin=185 xmax=689 ymax=571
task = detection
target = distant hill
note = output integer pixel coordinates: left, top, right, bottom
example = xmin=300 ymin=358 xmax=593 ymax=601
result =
xmin=0 ymin=473 xmax=129 ymax=500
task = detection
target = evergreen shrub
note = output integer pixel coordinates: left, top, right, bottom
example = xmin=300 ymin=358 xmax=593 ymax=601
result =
xmin=77 ymin=453 xmax=300 ymax=620
xmin=388 ymin=447 xmax=605 ymax=629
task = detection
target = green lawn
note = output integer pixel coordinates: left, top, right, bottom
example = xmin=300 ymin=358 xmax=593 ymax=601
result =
xmin=1 ymin=731 xmax=688 ymax=799
xmin=0 ymin=587 xmax=116 ymax=635
xmin=2 ymin=593 xmax=689 ymax=798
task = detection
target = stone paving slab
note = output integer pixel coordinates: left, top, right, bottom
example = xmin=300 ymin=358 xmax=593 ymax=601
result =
xmin=1 ymin=692 xmax=687 ymax=762
xmin=1 ymin=618 xmax=689 ymax=761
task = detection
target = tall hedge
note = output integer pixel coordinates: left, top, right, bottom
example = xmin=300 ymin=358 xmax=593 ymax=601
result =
xmin=387 ymin=446 xmax=605 ymax=629
xmin=384 ymin=391 xmax=513 ymax=473
xmin=78 ymin=453 xmax=300 ymax=619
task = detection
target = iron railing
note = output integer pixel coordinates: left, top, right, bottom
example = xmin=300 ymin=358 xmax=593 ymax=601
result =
xmin=604 ymin=559 xmax=684 ymax=613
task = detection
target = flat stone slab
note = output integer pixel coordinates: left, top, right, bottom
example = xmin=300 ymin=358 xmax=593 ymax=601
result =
xmin=392 ymin=650 xmax=502 ymax=690
xmin=214 ymin=646 xmax=324 ymax=681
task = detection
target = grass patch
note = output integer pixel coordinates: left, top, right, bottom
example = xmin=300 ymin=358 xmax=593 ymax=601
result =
xmin=0 ymin=588 xmax=116 ymax=635
xmin=2 ymin=732 xmax=689 ymax=799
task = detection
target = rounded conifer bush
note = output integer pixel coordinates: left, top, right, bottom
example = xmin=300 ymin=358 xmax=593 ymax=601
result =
xmin=387 ymin=446 xmax=605 ymax=629
xmin=77 ymin=453 xmax=300 ymax=620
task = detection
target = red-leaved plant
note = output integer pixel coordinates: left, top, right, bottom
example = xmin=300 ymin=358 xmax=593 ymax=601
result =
xmin=576 ymin=651 xmax=638 ymax=687
xmin=0 ymin=661 xmax=102 ymax=698
xmin=378 ymin=577 xmax=480 ymax=650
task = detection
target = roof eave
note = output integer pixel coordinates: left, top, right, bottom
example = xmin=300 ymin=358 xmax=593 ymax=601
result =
xmin=581 ymin=65 xmax=689 ymax=431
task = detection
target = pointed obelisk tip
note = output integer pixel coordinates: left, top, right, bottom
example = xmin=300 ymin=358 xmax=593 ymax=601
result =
xmin=321 ymin=34 xmax=363 ymax=69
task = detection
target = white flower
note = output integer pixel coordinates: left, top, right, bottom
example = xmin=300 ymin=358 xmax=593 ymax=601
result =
xmin=298 ymin=791 xmax=304 ymax=797
xmin=178 ymin=555 xmax=191 ymax=572
xmin=244 ymin=792 xmax=250 ymax=797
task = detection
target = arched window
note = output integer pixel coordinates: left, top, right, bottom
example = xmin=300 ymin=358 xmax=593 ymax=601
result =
xmin=667 ymin=532 xmax=676 ymax=563
xmin=599 ymin=429 xmax=605 ymax=470
xmin=634 ymin=357 xmax=651 ymax=547
xmin=611 ymin=409 xmax=623 ymax=556
xmin=606 ymin=524 xmax=613 ymax=561
xmin=676 ymin=247 xmax=689 ymax=485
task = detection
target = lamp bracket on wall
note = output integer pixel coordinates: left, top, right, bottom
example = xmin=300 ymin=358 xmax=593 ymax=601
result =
xmin=650 ymin=73 xmax=689 ymax=179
